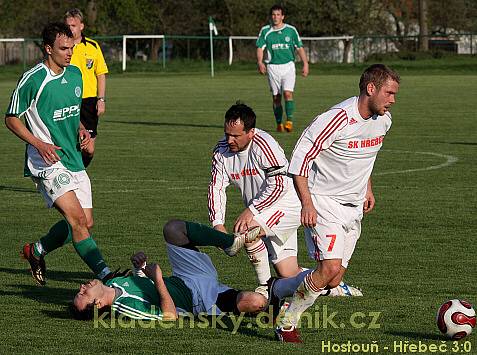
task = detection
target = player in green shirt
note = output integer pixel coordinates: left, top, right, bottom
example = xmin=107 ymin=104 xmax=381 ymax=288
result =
xmin=71 ymin=220 xmax=266 ymax=320
xmin=256 ymin=4 xmax=309 ymax=133
xmin=5 ymin=23 xmax=113 ymax=286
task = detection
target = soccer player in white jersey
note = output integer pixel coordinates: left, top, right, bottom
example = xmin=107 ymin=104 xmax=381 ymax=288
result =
xmin=5 ymin=23 xmax=113 ymax=286
xmin=256 ymin=4 xmax=309 ymax=133
xmin=208 ymin=102 xmax=361 ymax=299
xmin=275 ymin=64 xmax=400 ymax=343
xmin=208 ymin=102 xmax=302 ymax=296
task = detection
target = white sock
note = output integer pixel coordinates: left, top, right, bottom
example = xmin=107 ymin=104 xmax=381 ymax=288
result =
xmin=278 ymin=273 xmax=324 ymax=328
xmin=245 ymin=239 xmax=271 ymax=285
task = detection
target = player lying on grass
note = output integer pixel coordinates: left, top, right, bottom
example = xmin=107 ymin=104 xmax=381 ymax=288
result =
xmin=71 ymin=220 xmax=266 ymax=320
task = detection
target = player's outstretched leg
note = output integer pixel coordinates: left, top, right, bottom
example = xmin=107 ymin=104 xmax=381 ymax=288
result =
xmin=245 ymin=239 xmax=271 ymax=297
xmin=163 ymin=220 xmax=260 ymax=256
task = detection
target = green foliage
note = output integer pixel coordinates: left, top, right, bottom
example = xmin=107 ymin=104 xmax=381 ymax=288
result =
xmin=1 ymin=0 xmax=476 ymax=38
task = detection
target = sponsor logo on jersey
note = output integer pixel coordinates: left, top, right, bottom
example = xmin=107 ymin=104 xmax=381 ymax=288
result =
xmin=349 ymin=117 xmax=358 ymax=125
xmin=75 ymin=86 xmax=82 ymax=98
xmin=53 ymin=105 xmax=80 ymax=121
xmin=122 ymin=282 xmax=129 ymax=287
xmin=86 ymin=58 xmax=94 ymax=69
xmin=347 ymin=135 xmax=384 ymax=149
xmin=61 ymin=78 xmax=68 ymax=84
xmin=271 ymin=43 xmax=290 ymax=50
xmin=231 ymin=168 xmax=259 ymax=180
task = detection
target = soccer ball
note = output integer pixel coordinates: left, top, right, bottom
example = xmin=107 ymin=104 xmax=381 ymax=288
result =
xmin=436 ymin=299 xmax=476 ymax=340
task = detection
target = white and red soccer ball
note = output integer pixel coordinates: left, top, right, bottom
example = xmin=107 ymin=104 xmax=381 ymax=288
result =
xmin=437 ymin=299 xmax=475 ymax=340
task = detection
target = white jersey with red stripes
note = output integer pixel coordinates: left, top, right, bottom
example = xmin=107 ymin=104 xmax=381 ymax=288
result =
xmin=289 ymin=96 xmax=392 ymax=205
xmin=208 ymin=128 xmax=299 ymax=227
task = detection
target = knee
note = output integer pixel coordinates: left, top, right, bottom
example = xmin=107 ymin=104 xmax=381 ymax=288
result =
xmin=163 ymin=219 xmax=185 ymax=244
xmin=236 ymin=292 xmax=267 ymax=313
xmin=68 ymin=213 xmax=88 ymax=232
xmin=284 ymin=91 xmax=293 ymax=101
xmin=320 ymin=263 xmax=342 ymax=283
xmin=272 ymin=95 xmax=282 ymax=105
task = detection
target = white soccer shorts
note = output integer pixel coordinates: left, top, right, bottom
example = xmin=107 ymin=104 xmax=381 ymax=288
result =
xmin=253 ymin=204 xmax=300 ymax=264
xmin=267 ymin=61 xmax=296 ymax=95
xmin=304 ymin=195 xmax=363 ymax=268
xmin=166 ymin=243 xmax=231 ymax=315
xmin=32 ymin=168 xmax=92 ymax=208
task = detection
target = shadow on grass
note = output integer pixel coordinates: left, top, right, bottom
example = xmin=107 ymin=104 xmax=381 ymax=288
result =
xmin=107 ymin=120 xmax=223 ymax=129
xmin=430 ymin=141 xmax=477 ymax=146
xmin=0 ymin=185 xmax=37 ymax=193
xmin=0 ymin=284 xmax=74 ymax=306
xmin=0 ymin=267 xmax=92 ymax=284
xmin=385 ymin=330 xmax=444 ymax=341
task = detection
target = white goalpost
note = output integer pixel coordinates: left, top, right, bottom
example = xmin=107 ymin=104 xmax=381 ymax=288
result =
xmin=122 ymin=34 xmax=165 ymax=71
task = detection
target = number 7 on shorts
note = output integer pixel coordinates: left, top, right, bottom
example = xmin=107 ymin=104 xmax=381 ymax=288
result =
xmin=326 ymin=234 xmax=336 ymax=252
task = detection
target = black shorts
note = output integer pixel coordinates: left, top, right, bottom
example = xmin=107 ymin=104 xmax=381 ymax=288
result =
xmin=80 ymin=97 xmax=99 ymax=138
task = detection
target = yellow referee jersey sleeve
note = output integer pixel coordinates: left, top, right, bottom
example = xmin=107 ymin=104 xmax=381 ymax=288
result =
xmin=70 ymin=36 xmax=108 ymax=98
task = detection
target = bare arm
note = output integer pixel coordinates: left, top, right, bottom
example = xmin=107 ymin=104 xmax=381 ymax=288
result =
xmin=5 ymin=115 xmax=61 ymax=164
xmin=96 ymin=74 xmax=106 ymax=116
xmin=296 ymin=47 xmax=309 ymax=77
xmin=293 ymin=174 xmax=317 ymax=227
xmin=363 ymin=177 xmax=375 ymax=214
xmin=256 ymin=48 xmax=266 ymax=74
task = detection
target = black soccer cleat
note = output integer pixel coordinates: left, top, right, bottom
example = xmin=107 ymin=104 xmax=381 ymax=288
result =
xmin=21 ymin=243 xmax=46 ymax=286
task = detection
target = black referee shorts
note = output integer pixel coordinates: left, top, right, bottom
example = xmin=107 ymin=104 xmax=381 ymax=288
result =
xmin=80 ymin=97 xmax=99 ymax=138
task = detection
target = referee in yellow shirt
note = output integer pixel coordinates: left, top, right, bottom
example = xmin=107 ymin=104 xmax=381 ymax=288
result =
xmin=65 ymin=8 xmax=108 ymax=167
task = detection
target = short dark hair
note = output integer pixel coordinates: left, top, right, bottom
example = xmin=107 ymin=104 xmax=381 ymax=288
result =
xmin=68 ymin=302 xmax=111 ymax=321
xmin=359 ymin=64 xmax=400 ymax=93
xmin=270 ymin=4 xmax=285 ymax=15
xmin=42 ymin=22 xmax=73 ymax=48
xmin=64 ymin=8 xmax=84 ymax=22
xmin=224 ymin=101 xmax=256 ymax=132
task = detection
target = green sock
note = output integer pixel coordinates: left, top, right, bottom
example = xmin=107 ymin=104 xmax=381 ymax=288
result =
xmin=285 ymin=100 xmax=295 ymax=121
xmin=273 ymin=105 xmax=283 ymax=124
xmin=185 ymin=222 xmax=234 ymax=249
xmin=73 ymin=236 xmax=110 ymax=279
xmin=34 ymin=220 xmax=72 ymax=257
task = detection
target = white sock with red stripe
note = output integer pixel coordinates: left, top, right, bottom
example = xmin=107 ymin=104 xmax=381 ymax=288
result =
xmin=278 ymin=273 xmax=324 ymax=328
xmin=245 ymin=239 xmax=271 ymax=287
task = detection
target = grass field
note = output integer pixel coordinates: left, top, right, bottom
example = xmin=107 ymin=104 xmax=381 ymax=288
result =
xmin=0 ymin=64 xmax=476 ymax=354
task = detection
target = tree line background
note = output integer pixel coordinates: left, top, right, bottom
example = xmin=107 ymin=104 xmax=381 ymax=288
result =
xmin=1 ymin=0 xmax=476 ymax=38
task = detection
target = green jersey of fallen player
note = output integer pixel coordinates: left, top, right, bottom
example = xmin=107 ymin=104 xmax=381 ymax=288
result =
xmin=106 ymin=275 xmax=193 ymax=320
xmin=6 ymin=63 xmax=85 ymax=176
xmin=256 ymin=24 xmax=303 ymax=65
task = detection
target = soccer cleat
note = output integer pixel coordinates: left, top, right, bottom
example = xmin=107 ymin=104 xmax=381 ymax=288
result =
xmin=276 ymin=123 xmax=285 ymax=132
xmin=275 ymin=326 xmax=303 ymax=343
xmin=255 ymin=284 xmax=269 ymax=299
xmin=224 ymin=226 xmax=261 ymax=256
xmin=21 ymin=243 xmax=46 ymax=286
xmin=284 ymin=121 xmax=293 ymax=132
xmin=267 ymin=277 xmax=284 ymax=324
xmin=327 ymin=281 xmax=363 ymax=297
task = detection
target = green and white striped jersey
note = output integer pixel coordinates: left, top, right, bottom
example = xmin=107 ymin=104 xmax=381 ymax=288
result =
xmin=106 ymin=275 xmax=193 ymax=320
xmin=256 ymin=24 xmax=303 ymax=65
xmin=6 ymin=63 xmax=84 ymax=176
